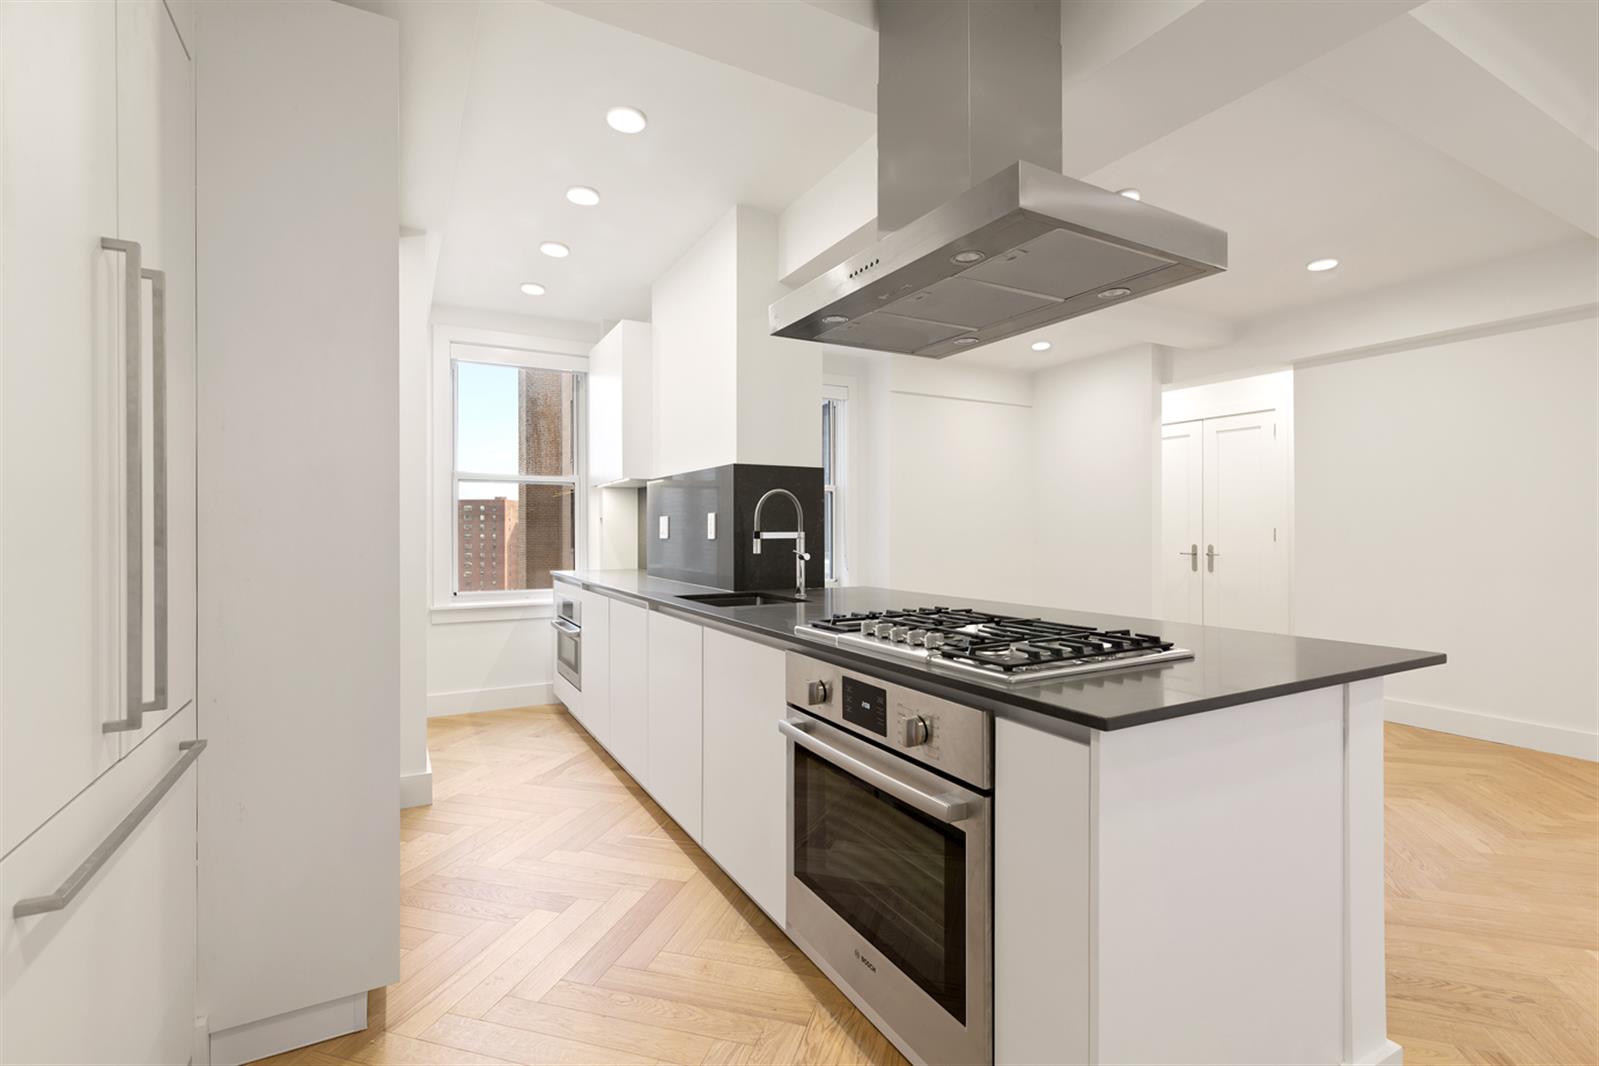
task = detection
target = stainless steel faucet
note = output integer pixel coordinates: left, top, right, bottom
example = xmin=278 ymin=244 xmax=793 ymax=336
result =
xmin=751 ymin=488 xmax=809 ymax=600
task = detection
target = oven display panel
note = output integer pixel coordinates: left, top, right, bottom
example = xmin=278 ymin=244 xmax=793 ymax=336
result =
xmin=841 ymin=677 xmax=887 ymax=736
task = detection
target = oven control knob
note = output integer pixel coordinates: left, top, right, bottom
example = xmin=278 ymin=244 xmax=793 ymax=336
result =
xmin=903 ymin=716 xmax=931 ymax=747
xmin=805 ymin=680 xmax=830 ymax=706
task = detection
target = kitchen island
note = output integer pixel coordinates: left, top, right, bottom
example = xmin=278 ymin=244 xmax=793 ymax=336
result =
xmin=552 ymin=569 xmax=1442 ymax=1066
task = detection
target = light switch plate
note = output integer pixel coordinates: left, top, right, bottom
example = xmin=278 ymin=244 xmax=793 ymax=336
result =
xmin=706 ymin=513 xmax=716 ymax=540
xmin=658 ymin=515 xmax=669 ymax=539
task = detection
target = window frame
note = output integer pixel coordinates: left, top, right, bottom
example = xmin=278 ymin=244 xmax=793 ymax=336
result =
xmin=431 ymin=323 xmax=590 ymax=613
xmin=822 ymin=381 xmax=851 ymax=586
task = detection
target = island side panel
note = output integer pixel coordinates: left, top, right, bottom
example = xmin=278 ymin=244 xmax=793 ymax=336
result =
xmin=1094 ymin=687 xmax=1346 ymax=1065
xmin=994 ymin=719 xmax=1091 ymax=1065
xmin=1344 ymin=678 xmax=1400 ymax=1066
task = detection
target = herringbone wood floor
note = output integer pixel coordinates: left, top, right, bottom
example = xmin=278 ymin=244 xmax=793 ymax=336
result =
xmin=257 ymin=709 xmax=1597 ymax=1066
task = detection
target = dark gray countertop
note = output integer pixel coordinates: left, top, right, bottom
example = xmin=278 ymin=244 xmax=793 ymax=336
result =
xmin=553 ymin=569 xmax=1445 ymax=732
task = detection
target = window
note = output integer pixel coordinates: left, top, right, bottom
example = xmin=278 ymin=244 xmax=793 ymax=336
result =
xmin=822 ymin=384 xmax=849 ymax=584
xmin=452 ymin=357 xmax=583 ymax=598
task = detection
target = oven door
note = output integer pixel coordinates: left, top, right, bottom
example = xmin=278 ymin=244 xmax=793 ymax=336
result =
xmin=552 ymin=617 xmax=581 ymax=690
xmin=782 ymin=714 xmax=991 ymax=1066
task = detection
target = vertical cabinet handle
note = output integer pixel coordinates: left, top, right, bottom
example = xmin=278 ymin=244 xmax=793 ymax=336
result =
xmin=100 ymin=238 xmax=144 ymax=734
xmin=1206 ymin=544 xmax=1218 ymax=572
xmin=139 ymin=267 xmax=168 ymax=718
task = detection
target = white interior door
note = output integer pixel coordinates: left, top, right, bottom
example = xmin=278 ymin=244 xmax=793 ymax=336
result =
xmin=1160 ymin=421 xmax=1204 ymax=622
xmin=1201 ymin=411 xmax=1290 ymax=632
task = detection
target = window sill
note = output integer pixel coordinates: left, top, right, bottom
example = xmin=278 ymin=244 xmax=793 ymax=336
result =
xmin=430 ymin=600 xmax=555 ymax=625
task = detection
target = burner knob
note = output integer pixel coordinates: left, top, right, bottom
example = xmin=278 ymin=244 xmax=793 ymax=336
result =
xmin=890 ymin=625 xmax=911 ymax=643
xmin=805 ymin=680 xmax=830 ymax=706
xmin=903 ymin=716 xmax=931 ymax=747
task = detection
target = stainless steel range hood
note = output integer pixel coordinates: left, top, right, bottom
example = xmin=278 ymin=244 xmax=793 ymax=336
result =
xmin=769 ymin=1 xmax=1227 ymax=358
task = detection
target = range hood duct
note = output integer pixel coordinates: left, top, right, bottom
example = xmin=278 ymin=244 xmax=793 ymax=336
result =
xmin=769 ymin=0 xmax=1227 ymax=358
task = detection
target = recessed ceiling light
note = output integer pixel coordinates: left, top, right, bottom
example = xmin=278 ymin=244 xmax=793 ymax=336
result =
xmin=1117 ymin=188 xmax=1142 ymax=201
xmin=519 ymin=282 xmax=546 ymax=296
xmin=566 ymin=185 xmax=600 ymax=206
xmin=821 ymin=314 xmax=848 ymax=326
xmin=1307 ymin=257 xmax=1339 ymax=272
xmin=539 ymin=241 xmax=570 ymax=258
xmin=951 ymin=250 xmax=986 ymax=264
xmin=1030 ymin=340 xmax=1052 ymax=352
xmin=1098 ymin=287 xmax=1132 ymax=299
xmin=953 ymin=337 xmax=979 ymax=346
xmin=606 ymin=106 xmax=647 ymax=134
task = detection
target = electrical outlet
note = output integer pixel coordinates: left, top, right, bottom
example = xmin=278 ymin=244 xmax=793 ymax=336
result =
xmin=706 ymin=512 xmax=716 ymax=540
xmin=658 ymin=515 xmax=669 ymax=539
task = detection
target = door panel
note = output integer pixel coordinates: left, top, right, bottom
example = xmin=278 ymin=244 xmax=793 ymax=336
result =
xmin=1202 ymin=412 xmax=1289 ymax=632
xmin=608 ymin=600 xmax=649 ymax=783
xmin=580 ymin=590 xmax=611 ymax=748
xmin=0 ymin=703 xmax=198 ymax=1066
xmin=647 ymin=612 xmax=703 ymax=842
xmin=1160 ymin=422 xmax=1204 ymax=623
xmin=116 ymin=0 xmax=196 ymax=750
xmin=1 ymin=0 xmax=124 ymax=854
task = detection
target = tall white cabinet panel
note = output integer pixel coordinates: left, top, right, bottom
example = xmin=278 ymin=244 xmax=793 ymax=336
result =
xmin=701 ymin=630 xmax=786 ymax=924
xmin=0 ymin=0 xmax=124 ymax=856
xmin=608 ymin=599 xmax=650 ymax=785
xmin=647 ymin=612 xmax=703 ymax=842
xmin=578 ymin=590 xmax=612 ymax=748
xmin=196 ymin=1 xmax=399 ymax=1051
xmin=586 ymin=320 xmax=653 ymax=486
xmin=1 ymin=705 xmax=199 ymax=1066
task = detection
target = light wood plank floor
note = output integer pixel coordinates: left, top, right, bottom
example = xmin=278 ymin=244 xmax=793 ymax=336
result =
xmin=257 ymin=709 xmax=1597 ymax=1066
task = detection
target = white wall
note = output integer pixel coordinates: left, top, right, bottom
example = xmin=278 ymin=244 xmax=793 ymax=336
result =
xmin=1032 ymin=346 xmax=1164 ymax=617
xmin=777 ymin=135 xmax=876 ymax=286
xmin=196 ymin=0 xmax=399 ymax=1041
xmin=1295 ymin=316 xmax=1598 ymax=759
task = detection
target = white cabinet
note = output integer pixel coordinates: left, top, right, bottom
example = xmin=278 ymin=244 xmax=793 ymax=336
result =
xmin=647 ymin=611 xmax=704 ymax=842
xmin=578 ymin=589 xmax=611 ymax=748
xmin=608 ymin=599 xmax=651 ymax=783
xmin=587 ymin=320 xmax=653 ymax=486
xmin=701 ymin=629 xmax=787 ymax=924
xmin=2 ymin=3 xmax=199 ymax=1058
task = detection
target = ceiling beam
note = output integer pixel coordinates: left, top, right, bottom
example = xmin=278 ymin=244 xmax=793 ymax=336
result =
xmin=1302 ymin=13 xmax=1597 ymax=237
xmin=1059 ymin=0 xmax=1424 ymax=178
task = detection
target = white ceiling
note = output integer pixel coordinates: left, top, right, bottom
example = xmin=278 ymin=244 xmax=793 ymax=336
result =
xmin=364 ymin=0 xmax=1598 ymax=364
xmin=365 ymin=1 xmax=874 ymax=323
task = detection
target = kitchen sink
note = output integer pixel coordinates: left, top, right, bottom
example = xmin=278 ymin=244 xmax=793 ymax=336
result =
xmin=676 ymin=591 xmax=806 ymax=608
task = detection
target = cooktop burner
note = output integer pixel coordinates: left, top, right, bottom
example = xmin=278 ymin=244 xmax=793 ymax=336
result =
xmin=794 ymin=606 xmax=1192 ymax=684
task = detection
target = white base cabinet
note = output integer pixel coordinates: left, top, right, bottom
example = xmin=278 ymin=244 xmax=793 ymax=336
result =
xmin=607 ymin=600 xmax=651 ymax=784
xmin=646 ymin=612 xmax=704 ymax=842
xmin=701 ymin=629 xmax=787 ymax=924
xmin=577 ymin=589 xmax=611 ymax=747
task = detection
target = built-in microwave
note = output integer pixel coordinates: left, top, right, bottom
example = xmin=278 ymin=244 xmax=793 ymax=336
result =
xmin=552 ymin=592 xmax=581 ymax=690
xmin=782 ymin=652 xmax=993 ymax=1066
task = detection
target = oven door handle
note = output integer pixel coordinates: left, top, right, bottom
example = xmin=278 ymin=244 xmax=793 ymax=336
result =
xmin=778 ymin=718 xmax=973 ymax=824
xmin=551 ymin=618 xmax=581 ymax=636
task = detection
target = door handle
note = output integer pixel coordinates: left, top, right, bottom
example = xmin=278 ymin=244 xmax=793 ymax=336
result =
xmin=1206 ymin=544 xmax=1218 ymax=572
xmin=100 ymin=238 xmax=144 ymax=734
xmin=1179 ymin=544 xmax=1198 ymax=572
xmin=140 ymin=267 xmax=168 ymax=720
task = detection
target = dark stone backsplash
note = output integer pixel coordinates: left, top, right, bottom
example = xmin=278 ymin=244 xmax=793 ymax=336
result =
xmin=645 ymin=464 xmax=824 ymax=591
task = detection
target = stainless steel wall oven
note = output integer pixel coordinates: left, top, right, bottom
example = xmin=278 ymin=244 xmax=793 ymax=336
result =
xmin=552 ymin=591 xmax=581 ymax=689
xmin=782 ymin=652 xmax=992 ymax=1066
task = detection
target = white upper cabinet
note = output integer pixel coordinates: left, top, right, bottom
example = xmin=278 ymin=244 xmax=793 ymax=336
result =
xmin=587 ymin=320 xmax=653 ymax=486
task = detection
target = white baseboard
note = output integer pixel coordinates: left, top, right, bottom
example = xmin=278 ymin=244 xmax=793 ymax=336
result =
xmin=207 ymin=991 xmax=367 ymax=1066
xmin=1386 ymin=698 xmax=1597 ymax=761
xmin=1346 ymin=1038 xmax=1404 ymax=1066
xmin=428 ymin=681 xmax=555 ymax=718
xmin=400 ymin=750 xmax=432 ymax=809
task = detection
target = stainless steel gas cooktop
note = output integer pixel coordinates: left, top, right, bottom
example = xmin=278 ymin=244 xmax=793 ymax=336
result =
xmin=794 ymin=607 xmax=1192 ymax=685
